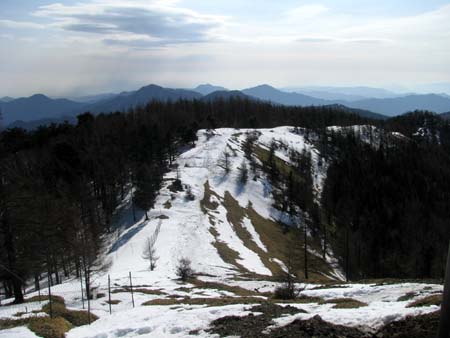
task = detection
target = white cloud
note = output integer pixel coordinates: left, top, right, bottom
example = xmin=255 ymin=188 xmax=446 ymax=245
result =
xmin=287 ymin=4 xmax=329 ymax=21
xmin=0 ymin=19 xmax=44 ymax=30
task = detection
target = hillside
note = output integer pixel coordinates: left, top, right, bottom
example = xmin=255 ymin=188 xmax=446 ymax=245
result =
xmin=0 ymin=126 xmax=443 ymax=338
xmin=107 ymin=127 xmax=339 ymax=281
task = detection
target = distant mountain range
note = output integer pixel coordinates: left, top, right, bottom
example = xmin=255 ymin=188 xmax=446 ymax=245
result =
xmin=3 ymin=83 xmax=450 ymax=129
xmin=242 ymin=85 xmax=450 ymax=117
xmin=0 ymin=96 xmax=15 ymax=102
xmin=281 ymin=86 xmax=399 ymax=100
xmin=193 ymin=84 xmax=228 ymax=95
xmin=0 ymin=94 xmax=83 ymax=125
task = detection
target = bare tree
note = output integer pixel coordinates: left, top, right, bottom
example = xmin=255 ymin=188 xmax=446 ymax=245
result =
xmin=142 ymin=220 xmax=161 ymax=271
xmin=218 ymin=149 xmax=231 ymax=174
xmin=238 ymin=160 xmax=249 ymax=184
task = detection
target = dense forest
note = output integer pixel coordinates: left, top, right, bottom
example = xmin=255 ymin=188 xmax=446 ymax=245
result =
xmin=322 ymin=112 xmax=450 ymax=280
xmin=0 ymin=99 xmax=449 ymax=304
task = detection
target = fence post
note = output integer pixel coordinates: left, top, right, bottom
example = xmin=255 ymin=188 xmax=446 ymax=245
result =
xmin=108 ymin=275 xmax=112 ymax=315
xmin=129 ymin=272 xmax=135 ymax=308
xmin=438 ymin=241 xmax=450 ymax=338
xmin=47 ymin=272 xmax=53 ymax=319
xmin=37 ymin=282 xmax=41 ymax=304
xmin=87 ymin=270 xmax=91 ymax=325
xmin=80 ymin=272 xmax=85 ymax=310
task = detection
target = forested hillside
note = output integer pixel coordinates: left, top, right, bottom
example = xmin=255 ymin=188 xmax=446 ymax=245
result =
xmin=1 ymin=98 xmax=449 ymax=307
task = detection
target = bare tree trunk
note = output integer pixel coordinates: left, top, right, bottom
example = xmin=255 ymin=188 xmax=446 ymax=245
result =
xmin=304 ymin=226 xmax=309 ymax=280
xmin=345 ymin=227 xmax=350 ymax=282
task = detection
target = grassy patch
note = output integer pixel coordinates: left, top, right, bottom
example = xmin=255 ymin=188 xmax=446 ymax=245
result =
xmin=105 ymin=299 xmax=121 ymax=305
xmin=175 ymin=287 xmax=193 ymax=293
xmin=321 ymin=298 xmax=367 ymax=309
xmin=28 ymin=317 xmax=72 ymax=338
xmin=42 ymin=298 xmax=98 ymax=326
xmin=397 ymin=292 xmax=417 ymax=302
xmin=189 ymin=279 xmax=260 ymax=297
xmin=201 ymin=181 xmax=246 ymax=273
xmin=270 ymin=294 xmax=324 ymax=304
xmin=142 ymin=296 xmax=264 ymax=307
xmin=163 ymin=200 xmax=172 ymax=209
xmin=112 ymin=287 xmax=165 ymax=296
xmin=407 ymin=294 xmax=442 ymax=308
xmin=253 ymin=146 xmax=335 ymax=281
xmin=0 ymin=318 xmax=30 ymax=330
xmin=25 ymin=295 xmax=65 ymax=304
xmin=200 ymin=181 xmax=220 ymax=213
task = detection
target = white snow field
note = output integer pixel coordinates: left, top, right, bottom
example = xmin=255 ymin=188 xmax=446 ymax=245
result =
xmin=0 ymin=127 xmax=442 ymax=337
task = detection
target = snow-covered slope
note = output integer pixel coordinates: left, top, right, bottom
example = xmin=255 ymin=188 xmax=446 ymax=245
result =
xmin=107 ymin=126 xmax=335 ymax=282
xmin=0 ymin=127 xmax=442 ymax=338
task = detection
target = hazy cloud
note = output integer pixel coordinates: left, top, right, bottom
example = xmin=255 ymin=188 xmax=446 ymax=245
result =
xmin=34 ymin=0 xmax=226 ymax=46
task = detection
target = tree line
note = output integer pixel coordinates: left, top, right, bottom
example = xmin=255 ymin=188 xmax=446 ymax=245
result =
xmin=321 ymin=111 xmax=450 ymax=279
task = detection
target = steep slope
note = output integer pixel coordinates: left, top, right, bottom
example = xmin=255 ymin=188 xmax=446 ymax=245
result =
xmin=107 ymin=127 xmax=340 ymax=282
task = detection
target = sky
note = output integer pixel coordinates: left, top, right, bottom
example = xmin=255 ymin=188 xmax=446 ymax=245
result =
xmin=1 ymin=0 xmax=450 ymax=97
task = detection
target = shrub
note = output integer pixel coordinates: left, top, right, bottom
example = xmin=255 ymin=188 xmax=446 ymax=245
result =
xmin=273 ymin=283 xmax=299 ymax=300
xmin=63 ymin=310 xmax=98 ymax=326
xmin=28 ymin=317 xmax=72 ymax=338
xmin=169 ymin=179 xmax=183 ymax=192
xmin=42 ymin=300 xmax=98 ymax=326
xmin=185 ymin=186 xmax=195 ymax=201
xmin=42 ymin=302 xmax=67 ymax=317
xmin=176 ymin=258 xmax=195 ymax=281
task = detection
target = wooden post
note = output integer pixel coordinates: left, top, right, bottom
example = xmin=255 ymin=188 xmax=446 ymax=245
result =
xmin=80 ymin=273 xmax=85 ymax=310
xmin=86 ymin=270 xmax=91 ymax=325
xmin=37 ymin=283 xmax=41 ymax=304
xmin=108 ymin=275 xmax=112 ymax=315
xmin=438 ymin=242 xmax=450 ymax=338
xmin=47 ymin=272 xmax=53 ymax=319
xmin=129 ymin=272 xmax=135 ymax=308
xmin=304 ymin=226 xmax=308 ymax=280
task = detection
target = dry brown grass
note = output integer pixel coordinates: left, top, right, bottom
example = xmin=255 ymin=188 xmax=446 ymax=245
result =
xmin=321 ymin=298 xmax=367 ymax=309
xmin=111 ymin=287 xmax=165 ymax=295
xmin=28 ymin=317 xmax=72 ymax=338
xmin=142 ymin=296 xmax=264 ymax=307
xmin=407 ymin=294 xmax=442 ymax=308
xmin=0 ymin=318 xmax=30 ymax=330
xmin=163 ymin=200 xmax=172 ymax=209
xmin=189 ymin=278 xmax=260 ymax=297
xmin=25 ymin=295 xmax=65 ymax=304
